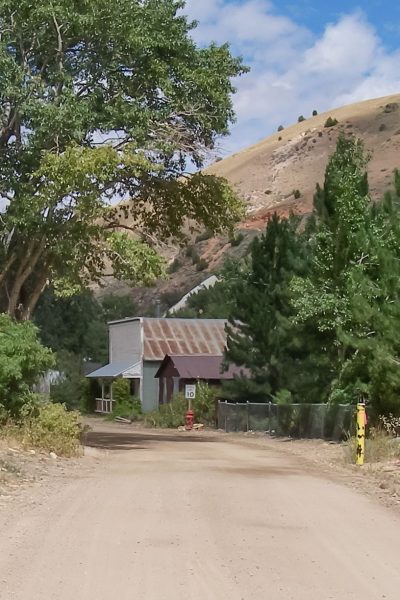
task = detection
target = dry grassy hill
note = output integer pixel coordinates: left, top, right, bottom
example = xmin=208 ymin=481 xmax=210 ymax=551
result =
xmin=105 ymin=93 xmax=400 ymax=310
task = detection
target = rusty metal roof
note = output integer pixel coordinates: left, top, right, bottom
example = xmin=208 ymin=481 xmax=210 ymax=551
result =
xmin=142 ymin=318 xmax=228 ymax=361
xmin=155 ymin=354 xmax=247 ymax=380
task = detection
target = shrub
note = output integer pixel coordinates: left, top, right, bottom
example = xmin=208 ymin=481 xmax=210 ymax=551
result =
xmin=298 ymin=115 xmax=305 ymax=123
xmin=144 ymin=394 xmax=187 ymax=428
xmin=293 ymin=189 xmax=301 ymax=199
xmin=144 ymin=384 xmax=218 ymax=428
xmin=19 ymin=401 xmax=83 ymax=457
xmin=195 ymin=229 xmax=213 ymax=243
xmin=312 ymin=109 xmax=318 ymax=116
xmin=107 ymin=379 xmax=142 ymax=421
xmin=379 ymin=123 xmax=386 ymax=132
xmin=168 ymin=258 xmax=181 ymax=274
xmin=324 ymin=116 xmax=338 ymax=128
xmin=229 ymin=232 xmax=245 ymax=247
xmin=318 ymin=131 xmax=323 ymax=137
xmin=195 ymin=382 xmax=218 ymax=426
xmin=196 ymin=258 xmax=208 ymax=271
xmin=0 ymin=314 xmax=54 ymax=416
xmin=344 ymin=431 xmax=400 ymax=464
xmin=278 ymin=136 xmax=282 ymax=141
xmin=185 ymin=245 xmax=196 ymax=259
xmin=277 ymin=125 xmax=284 ymax=132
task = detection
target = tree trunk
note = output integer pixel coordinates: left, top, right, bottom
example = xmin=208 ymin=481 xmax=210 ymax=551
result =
xmin=20 ymin=271 xmax=49 ymax=320
xmin=7 ymin=239 xmax=46 ymax=318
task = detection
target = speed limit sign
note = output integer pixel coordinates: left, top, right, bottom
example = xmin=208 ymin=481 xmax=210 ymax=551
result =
xmin=185 ymin=384 xmax=196 ymax=400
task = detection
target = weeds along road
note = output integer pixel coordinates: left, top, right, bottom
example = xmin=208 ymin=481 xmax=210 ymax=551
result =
xmin=1 ymin=421 xmax=400 ymax=600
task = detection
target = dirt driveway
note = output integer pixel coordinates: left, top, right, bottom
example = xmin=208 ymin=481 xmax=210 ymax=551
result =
xmin=1 ymin=420 xmax=400 ymax=600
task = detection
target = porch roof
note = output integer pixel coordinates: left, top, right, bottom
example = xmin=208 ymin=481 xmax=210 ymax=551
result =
xmin=86 ymin=361 xmax=142 ymax=379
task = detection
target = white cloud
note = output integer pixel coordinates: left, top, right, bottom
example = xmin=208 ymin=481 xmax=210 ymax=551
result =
xmin=182 ymin=2 xmax=400 ymax=155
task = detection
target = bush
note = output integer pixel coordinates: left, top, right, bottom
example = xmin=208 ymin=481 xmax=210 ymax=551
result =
xmin=19 ymin=401 xmax=83 ymax=457
xmin=144 ymin=394 xmax=187 ymax=428
xmin=293 ymin=189 xmax=301 ymax=199
xmin=379 ymin=123 xmax=387 ymax=132
xmin=324 ymin=116 xmax=338 ymax=128
xmin=318 ymin=131 xmax=323 ymax=137
xmin=106 ymin=379 xmax=142 ymax=421
xmin=312 ymin=109 xmax=318 ymax=116
xmin=298 ymin=115 xmax=305 ymax=123
xmin=277 ymin=125 xmax=284 ymax=132
xmin=229 ymin=232 xmax=245 ymax=247
xmin=168 ymin=258 xmax=181 ymax=274
xmin=196 ymin=258 xmax=208 ymax=271
xmin=195 ymin=382 xmax=218 ymax=426
xmin=195 ymin=229 xmax=213 ymax=243
xmin=185 ymin=245 xmax=197 ymax=259
xmin=144 ymin=384 xmax=218 ymax=428
xmin=0 ymin=314 xmax=54 ymax=416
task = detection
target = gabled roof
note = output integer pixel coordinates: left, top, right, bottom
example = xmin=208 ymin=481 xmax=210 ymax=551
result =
xmin=142 ymin=319 xmax=228 ymax=361
xmin=155 ymin=354 xmax=248 ymax=380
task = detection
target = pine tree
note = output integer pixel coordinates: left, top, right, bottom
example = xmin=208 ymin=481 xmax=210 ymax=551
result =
xmin=225 ymin=214 xmax=309 ymax=401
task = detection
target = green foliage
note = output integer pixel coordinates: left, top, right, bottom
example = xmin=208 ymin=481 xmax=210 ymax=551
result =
xmin=50 ymin=352 xmax=90 ymax=411
xmin=18 ymin=401 xmax=82 ymax=457
xmin=225 ymin=214 xmax=311 ymax=402
xmin=196 ymin=258 xmax=208 ymax=272
xmin=35 ymin=290 xmax=137 ymax=363
xmin=105 ymin=379 xmax=141 ymax=420
xmin=229 ymin=232 xmax=245 ymax=247
xmin=195 ymin=382 xmax=219 ymax=425
xmin=312 ymin=110 xmax=318 ymax=116
xmin=144 ymin=394 xmax=187 ymax=428
xmin=0 ymin=314 xmax=54 ymax=415
xmin=167 ymin=258 xmax=182 ymax=274
xmin=0 ymin=0 xmax=246 ymax=319
xmin=298 ymin=115 xmax=306 ymax=123
xmin=324 ymin=117 xmax=338 ymax=127
xmin=173 ymin=258 xmax=248 ymax=319
xmin=195 ymin=229 xmax=214 ymax=243
xmin=144 ymin=383 xmax=217 ymax=428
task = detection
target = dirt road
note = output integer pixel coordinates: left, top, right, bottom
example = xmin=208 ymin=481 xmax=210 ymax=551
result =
xmin=1 ymin=422 xmax=400 ymax=600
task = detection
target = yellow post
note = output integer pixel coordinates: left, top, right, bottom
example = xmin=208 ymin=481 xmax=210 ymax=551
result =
xmin=356 ymin=403 xmax=366 ymax=465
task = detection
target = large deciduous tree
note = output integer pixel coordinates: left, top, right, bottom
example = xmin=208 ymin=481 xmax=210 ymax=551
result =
xmin=0 ymin=0 xmax=246 ymax=319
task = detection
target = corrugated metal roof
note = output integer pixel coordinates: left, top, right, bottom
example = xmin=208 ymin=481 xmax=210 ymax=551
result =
xmin=86 ymin=362 xmax=140 ymax=379
xmin=142 ymin=318 xmax=228 ymax=361
xmin=155 ymin=354 xmax=247 ymax=380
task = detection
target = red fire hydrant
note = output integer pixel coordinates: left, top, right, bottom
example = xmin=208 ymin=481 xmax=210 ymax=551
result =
xmin=185 ymin=409 xmax=194 ymax=431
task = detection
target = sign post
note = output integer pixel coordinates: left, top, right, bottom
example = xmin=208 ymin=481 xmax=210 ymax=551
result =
xmin=185 ymin=384 xmax=196 ymax=430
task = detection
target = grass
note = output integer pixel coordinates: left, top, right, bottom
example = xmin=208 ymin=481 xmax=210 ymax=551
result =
xmin=0 ymin=403 xmax=83 ymax=458
xmin=343 ymin=431 xmax=400 ymax=464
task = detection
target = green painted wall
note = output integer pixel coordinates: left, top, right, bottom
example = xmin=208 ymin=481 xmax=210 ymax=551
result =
xmin=142 ymin=361 xmax=162 ymax=413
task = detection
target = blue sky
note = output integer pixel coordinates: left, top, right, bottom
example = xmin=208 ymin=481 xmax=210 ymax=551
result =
xmin=183 ymin=1 xmax=400 ymax=156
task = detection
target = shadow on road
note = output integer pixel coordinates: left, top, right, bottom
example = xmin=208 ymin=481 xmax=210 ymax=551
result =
xmin=84 ymin=429 xmax=219 ymax=451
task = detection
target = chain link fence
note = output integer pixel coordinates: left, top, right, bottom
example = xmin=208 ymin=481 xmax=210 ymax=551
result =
xmin=218 ymin=402 xmax=355 ymax=441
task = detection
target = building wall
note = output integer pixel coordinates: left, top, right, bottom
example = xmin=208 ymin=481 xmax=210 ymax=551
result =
xmin=142 ymin=361 xmax=162 ymax=413
xmin=109 ymin=320 xmax=142 ymax=364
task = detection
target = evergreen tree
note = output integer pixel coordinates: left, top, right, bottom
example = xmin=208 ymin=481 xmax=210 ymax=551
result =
xmin=225 ymin=215 xmax=309 ymax=401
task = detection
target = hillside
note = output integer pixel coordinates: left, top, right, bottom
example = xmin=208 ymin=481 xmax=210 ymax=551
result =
xmin=104 ymin=93 xmax=400 ymax=310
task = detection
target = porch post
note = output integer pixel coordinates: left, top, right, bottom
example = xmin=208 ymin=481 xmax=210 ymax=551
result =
xmin=101 ymin=380 xmax=105 ymax=413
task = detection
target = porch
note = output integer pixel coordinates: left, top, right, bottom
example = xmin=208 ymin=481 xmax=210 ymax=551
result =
xmin=86 ymin=361 xmax=142 ymax=414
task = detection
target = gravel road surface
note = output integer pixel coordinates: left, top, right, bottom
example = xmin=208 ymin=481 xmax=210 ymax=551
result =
xmin=0 ymin=422 xmax=399 ymax=599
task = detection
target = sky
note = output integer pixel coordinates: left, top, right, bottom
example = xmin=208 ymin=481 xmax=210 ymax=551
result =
xmin=183 ymin=0 xmax=400 ymax=156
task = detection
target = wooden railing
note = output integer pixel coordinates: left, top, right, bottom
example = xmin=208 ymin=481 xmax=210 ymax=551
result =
xmin=95 ymin=398 xmax=115 ymax=414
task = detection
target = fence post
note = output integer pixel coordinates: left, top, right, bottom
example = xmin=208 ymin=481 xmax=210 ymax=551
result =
xmin=246 ymin=401 xmax=249 ymax=432
xmin=225 ymin=400 xmax=227 ymax=432
xmin=268 ymin=401 xmax=272 ymax=435
xmin=356 ymin=403 xmax=366 ymax=465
